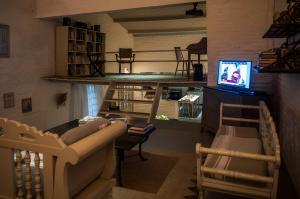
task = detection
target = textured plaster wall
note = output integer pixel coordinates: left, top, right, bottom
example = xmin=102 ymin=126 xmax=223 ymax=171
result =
xmin=0 ymin=0 xmax=71 ymax=129
xmin=206 ymin=0 xmax=274 ymax=89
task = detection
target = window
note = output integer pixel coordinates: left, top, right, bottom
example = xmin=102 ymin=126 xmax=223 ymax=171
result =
xmin=86 ymin=85 xmax=99 ymax=116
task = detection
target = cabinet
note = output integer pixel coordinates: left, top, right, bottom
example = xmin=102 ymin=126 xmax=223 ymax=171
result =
xmin=201 ymin=87 xmax=270 ymax=133
xmin=55 ymin=26 xmax=105 ymax=76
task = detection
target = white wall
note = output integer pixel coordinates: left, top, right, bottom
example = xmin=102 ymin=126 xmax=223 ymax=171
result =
xmin=133 ymin=34 xmax=208 ymax=73
xmin=207 ymin=0 xmax=275 ymax=89
xmin=0 ymin=0 xmax=71 ymax=129
xmin=73 ymin=14 xmax=134 ymax=73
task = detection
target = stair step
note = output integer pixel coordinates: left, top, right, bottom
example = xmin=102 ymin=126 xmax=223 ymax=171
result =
xmin=113 ymin=82 xmax=158 ymax=87
xmin=100 ymin=111 xmax=150 ymax=118
xmin=109 ymin=88 xmax=156 ymax=92
xmin=104 ymin=99 xmax=153 ymax=104
xmin=110 ymin=88 xmax=169 ymax=94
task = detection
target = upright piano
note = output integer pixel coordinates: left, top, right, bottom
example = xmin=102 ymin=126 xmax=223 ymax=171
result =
xmin=186 ymin=37 xmax=207 ymax=79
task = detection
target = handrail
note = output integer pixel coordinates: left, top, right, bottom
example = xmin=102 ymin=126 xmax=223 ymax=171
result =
xmin=106 ymin=49 xmax=190 ymax=54
xmin=105 ymin=59 xmax=208 ymax=63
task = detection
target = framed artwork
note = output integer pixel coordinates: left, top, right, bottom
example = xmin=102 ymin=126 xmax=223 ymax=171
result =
xmin=22 ymin=98 xmax=32 ymax=113
xmin=0 ymin=24 xmax=10 ymax=57
xmin=3 ymin=92 xmax=15 ymax=109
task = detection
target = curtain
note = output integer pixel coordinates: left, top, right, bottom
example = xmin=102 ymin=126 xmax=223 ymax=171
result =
xmin=70 ymin=84 xmax=108 ymax=120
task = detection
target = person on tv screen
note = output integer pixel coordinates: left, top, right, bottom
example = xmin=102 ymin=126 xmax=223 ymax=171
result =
xmin=221 ymin=66 xmax=228 ymax=81
xmin=229 ymin=67 xmax=245 ymax=86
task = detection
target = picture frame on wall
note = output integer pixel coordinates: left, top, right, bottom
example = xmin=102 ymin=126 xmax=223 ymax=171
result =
xmin=0 ymin=24 xmax=10 ymax=58
xmin=22 ymin=98 xmax=32 ymax=113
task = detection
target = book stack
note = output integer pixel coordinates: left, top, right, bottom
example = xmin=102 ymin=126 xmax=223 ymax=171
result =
xmin=259 ymin=50 xmax=278 ymax=68
xmin=128 ymin=123 xmax=154 ymax=134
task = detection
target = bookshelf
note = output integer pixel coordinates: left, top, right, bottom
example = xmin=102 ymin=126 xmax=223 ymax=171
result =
xmin=55 ymin=26 xmax=105 ymax=76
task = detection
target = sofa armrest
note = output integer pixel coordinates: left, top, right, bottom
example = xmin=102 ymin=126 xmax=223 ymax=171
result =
xmin=68 ymin=121 xmax=126 ymax=163
xmin=196 ymin=144 xmax=277 ymax=163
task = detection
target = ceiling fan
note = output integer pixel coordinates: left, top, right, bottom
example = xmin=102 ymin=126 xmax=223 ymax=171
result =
xmin=185 ymin=2 xmax=204 ymax=17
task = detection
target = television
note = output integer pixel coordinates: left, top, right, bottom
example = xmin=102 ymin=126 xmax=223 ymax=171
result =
xmin=217 ymin=60 xmax=252 ymax=90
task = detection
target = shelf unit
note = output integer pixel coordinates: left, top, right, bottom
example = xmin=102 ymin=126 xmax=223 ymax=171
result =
xmin=263 ymin=23 xmax=300 ymax=38
xmin=258 ymin=23 xmax=300 ymax=73
xmin=254 ymin=65 xmax=300 ymax=73
xmin=55 ymin=26 xmax=105 ymax=76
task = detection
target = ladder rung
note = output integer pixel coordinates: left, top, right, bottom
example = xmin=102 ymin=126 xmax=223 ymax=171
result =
xmin=100 ymin=111 xmax=150 ymax=118
xmin=104 ymin=99 xmax=153 ymax=104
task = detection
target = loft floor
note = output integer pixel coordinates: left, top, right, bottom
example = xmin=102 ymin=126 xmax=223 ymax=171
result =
xmin=43 ymin=73 xmax=205 ymax=86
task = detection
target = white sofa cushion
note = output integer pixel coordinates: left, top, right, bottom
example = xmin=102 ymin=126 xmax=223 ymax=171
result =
xmin=60 ymin=119 xmax=110 ymax=145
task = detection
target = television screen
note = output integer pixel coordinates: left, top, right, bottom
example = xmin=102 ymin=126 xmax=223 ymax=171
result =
xmin=217 ymin=60 xmax=252 ymax=89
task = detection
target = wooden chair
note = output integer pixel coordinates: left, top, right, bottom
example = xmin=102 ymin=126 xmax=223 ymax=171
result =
xmin=174 ymin=47 xmax=192 ymax=76
xmin=115 ymin=48 xmax=135 ymax=73
xmin=0 ymin=118 xmax=126 ymax=199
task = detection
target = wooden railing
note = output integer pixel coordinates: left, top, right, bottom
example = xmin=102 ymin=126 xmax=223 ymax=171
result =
xmin=105 ymin=49 xmax=208 ymax=63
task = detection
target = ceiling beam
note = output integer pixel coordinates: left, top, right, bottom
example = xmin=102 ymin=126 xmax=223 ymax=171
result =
xmin=114 ymin=15 xmax=206 ymax=22
xmin=128 ymin=27 xmax=206 ymax=34
xmin=130 ymin=27 xmax=207 ymax=37
xmin=36 ymin=0 xmax=203 ymax=18
xmin=133 ymin=31 xmax=207 ymax=37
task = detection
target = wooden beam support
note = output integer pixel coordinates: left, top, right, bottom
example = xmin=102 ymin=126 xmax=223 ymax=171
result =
xmin=114 ymin=15 xmax=205 ymax=22
xmin=128 ymin=27 xmax=207 ymax=34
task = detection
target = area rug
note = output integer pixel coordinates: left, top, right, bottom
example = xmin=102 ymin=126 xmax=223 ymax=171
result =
xmin=120 ymin=151 xmax=178 ymax=194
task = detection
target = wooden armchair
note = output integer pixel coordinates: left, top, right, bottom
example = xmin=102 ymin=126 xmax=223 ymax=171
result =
xmin=196 ymin=101 xmax=280 ymax=199
xmin=0 ymin=118 xmax=126 ymax=199
xmin=115 ymin=48 xmax=135 ymax=73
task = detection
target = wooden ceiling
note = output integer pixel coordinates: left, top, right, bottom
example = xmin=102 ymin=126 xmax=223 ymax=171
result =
xmin=108 ymin=2 xmax=207 ymax=37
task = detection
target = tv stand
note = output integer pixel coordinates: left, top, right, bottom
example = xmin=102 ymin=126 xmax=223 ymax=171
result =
xmin=201 ymin=86 xmax=270 ymax=133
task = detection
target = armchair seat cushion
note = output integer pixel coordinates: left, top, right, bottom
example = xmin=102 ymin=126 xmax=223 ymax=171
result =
xmin=204 ymin=135 xmax=267 ymax=187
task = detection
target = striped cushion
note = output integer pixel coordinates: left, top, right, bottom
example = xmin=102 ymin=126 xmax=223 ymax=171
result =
xmin=218 ymin=125 xmax=259 ymax=139
xmin=204 ymin=135 xmax=267 ymax=187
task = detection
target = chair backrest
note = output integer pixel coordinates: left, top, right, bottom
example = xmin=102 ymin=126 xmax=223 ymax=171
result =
xmin=174 ymin=47 xmax=184 ymax=62
xmin=119 ymin=48 xmax=133 ymax=58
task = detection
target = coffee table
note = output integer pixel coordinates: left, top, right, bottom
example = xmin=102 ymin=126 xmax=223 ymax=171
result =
xmin=46 ymin=119 xmax=155 ymax=186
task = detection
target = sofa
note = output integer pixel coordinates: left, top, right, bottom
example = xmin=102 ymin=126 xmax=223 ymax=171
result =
xmin=0 ymin=118 xmax=126 ymax=199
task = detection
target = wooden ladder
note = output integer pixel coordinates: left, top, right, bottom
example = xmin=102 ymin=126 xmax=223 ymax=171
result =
xmin=98 ymin=81 xmax=162 ymax=123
